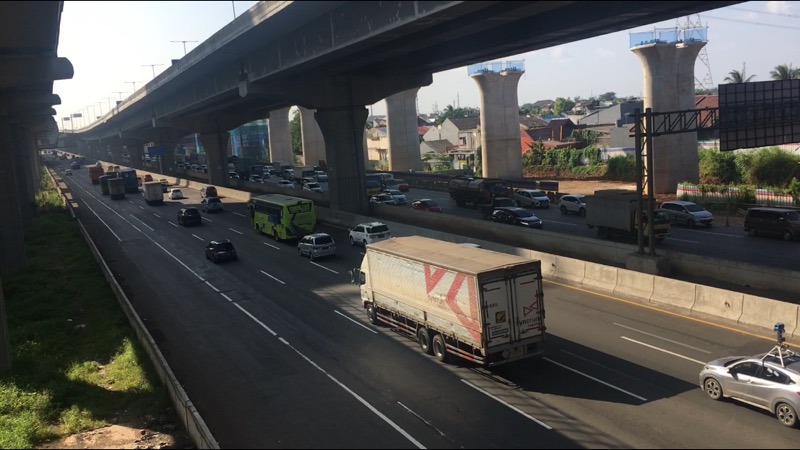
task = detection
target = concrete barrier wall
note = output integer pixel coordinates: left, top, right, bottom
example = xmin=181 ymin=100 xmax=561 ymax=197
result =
xmin=739 ymin=294 xmax=800 ymax=336
xmin=692 ymin=285 xmax=744 ymax=323
xmin=651 ymin=277 xmax=696 ymax=310
xmin=582 ymin=262 xmax=618 ymax=294
xmin=553 ymin=256 xmax=585 ymax=285
xmin=613 ymin=269 xmax=654 ymax=302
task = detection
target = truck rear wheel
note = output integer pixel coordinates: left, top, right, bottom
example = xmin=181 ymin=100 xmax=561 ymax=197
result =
xmin=366 ymin=304 xmax=378 ymax=325
xmin=432 ymin=334 xmax=448 ymax=363
xmin=417 ymin=328 xmax=432 ymax=355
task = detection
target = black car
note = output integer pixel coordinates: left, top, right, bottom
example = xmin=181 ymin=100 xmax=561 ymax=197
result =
xmin=205 ymin=240 xmax=238 ymax=263
xmin=177 ymin=207 xmax=202 ymax=226
xmin=490 ymin=207 xmax=543 ymax=229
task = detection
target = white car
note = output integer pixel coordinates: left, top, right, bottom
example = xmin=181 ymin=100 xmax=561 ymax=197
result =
xmin=514 ymin=189 xmax=550 ymax=209
xmin=303 ymin=182 xmax=324 ymax=193
xmin=168 ymin=189 xmax=183 ymax=200
xmin=661 ymin=200 xmax=714 ymax=228
xmin=558 ymin=194 xmax=586 ymax=216
xmin=382 ymin=189 xmax=406 ymax=205
xmin=348 ymin=221 xmax=391 ymax=246
xmin=277 ymin=180 xmax=294 ymax=189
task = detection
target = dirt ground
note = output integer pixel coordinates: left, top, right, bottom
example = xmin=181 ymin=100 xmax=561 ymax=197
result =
xmin=36 ymin=422 xmax=193 ymax=450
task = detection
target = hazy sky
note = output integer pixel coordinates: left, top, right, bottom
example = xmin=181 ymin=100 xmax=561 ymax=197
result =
xmin=53 ymin=1 xmax=799 ymax=129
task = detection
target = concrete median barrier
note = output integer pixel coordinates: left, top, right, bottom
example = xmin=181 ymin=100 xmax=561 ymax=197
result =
xmin=692 ymin=285 xmax=743 ymax=323
xmin=739 ymin=294 xmax=800 ymax=337
xmin=651 ymin=277 xmax=696 ymax=310
xmin=581 ymin=262 xmax=617 ymax=293
xmin=553 ymin=256 xmax=585 ymax=285
xmin=614 ymin=269 xmax=654 ymax=302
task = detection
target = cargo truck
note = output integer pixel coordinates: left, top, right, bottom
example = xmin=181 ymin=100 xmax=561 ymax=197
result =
xmin=142 ymin=181 xmax=164 ymax=205
xmin=272 ymin=161 xmax=294 ymax=180
xmin=108 ymin=177 xmax=126 ymax=200
xmin=292 ymin=165 xmax=317 ymax=183
xmin=356 ymin=236 xmax=545 ymax=367
xmin=585 ymin=189 xmax=671 ymax=243
xmin=448 ymin=176 xmax=514 ymax=217
xmin=88 ymin=165 xmax=104 ymax=185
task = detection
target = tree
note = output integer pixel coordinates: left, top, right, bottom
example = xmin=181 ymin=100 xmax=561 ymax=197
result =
xmin=289 ymin=108 xmax=302 ymax=156
xmin=553 ymin=97 xmax=576 ymax=115
xmin=598 ymin=92 xmax=617 ymax=102
xmin=770 ymin=63 xmax=800 ymax=80
xmin=724 ymin=63 xmax=755 ymax=83
xmin=435 ymin=104 xmax=472 ymax=125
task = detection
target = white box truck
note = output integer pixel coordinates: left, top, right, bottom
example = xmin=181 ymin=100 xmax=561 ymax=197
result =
xmin=356 ymin=236 xmax=545 ymax=367
xmin=142 ymin=181 xmax=164 ymax=205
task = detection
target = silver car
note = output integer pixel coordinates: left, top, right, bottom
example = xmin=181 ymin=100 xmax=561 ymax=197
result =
xmin=200 ymin=196 xmax=223 ymax=213
xmin=699 ymin=350 xmax=800 ymax=427
xmin=661 ymin=200 xmax=713 ymax=228
xmin=297 ymin=232 xmax=336 ymax=261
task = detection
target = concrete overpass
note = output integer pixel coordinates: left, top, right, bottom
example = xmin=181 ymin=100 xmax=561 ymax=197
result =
xmin=58 ymin=1 xmax=740 ymax=212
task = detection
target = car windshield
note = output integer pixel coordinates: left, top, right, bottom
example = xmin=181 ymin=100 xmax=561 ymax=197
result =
xmin=307 ymin=183 xmax=320 ymax=188
xmin=185 ymin=209 xmax=199 ymax=216
xmin=510 ymin=209 xmax=535 ymax=218
xmin=423 ymin=200 xmax=437 ymax=206
xmin=208 ymin=198 xmax=221 ymax=204
xmin=787 ymin=211 xmax=800 ymax=221
xmin=530 ymin=191 xmax=547 ymax=197
xmin=684 ymin=203 xmax=705 ymax=212
xmin=368 ymin=225 xmax=389 ymax=233
xmin=315 ymin=235 xmax=333 ymax=245
xmin=217 ymin=242 xmax=234 ymax=251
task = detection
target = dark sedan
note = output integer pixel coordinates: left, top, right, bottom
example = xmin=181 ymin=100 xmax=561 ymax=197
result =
xmin=205 ymin=239 xmax=238 ymax=263
xmin=410 ymin=199 xmax=442 ymax=212
xmin=490 ymin=207 xmax=543 ymax=229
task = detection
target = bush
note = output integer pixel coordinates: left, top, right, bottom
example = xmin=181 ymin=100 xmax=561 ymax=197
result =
xmin=744 ymin=147 xmax=800 ymax=187
xmin=605 ymin=155 xmax=636 ymax=181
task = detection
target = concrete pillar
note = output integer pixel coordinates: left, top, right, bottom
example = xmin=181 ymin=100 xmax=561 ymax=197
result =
xmin=127 ymin=142 xmax=144 ymax=169
xmin=632 ymin=41 xmax=705 ymax=193
xmin=315 ymin=106 xmax=369 ymax=214
xmin=268 ymin=107 xmax=293 ymax=164
xmin=0 ymin=274 xmax=10 ymax=372
xmin=471 ymin=70 xmax=524 ymax=179
xmin=386 ymin=88 xmax=422 ymax=172
xmin=299 ymin=107 xmax=326 ymax=167
xmin=0 ymin=118 xmax=27 ymax=275
xmin=199 ymin=131 xmax=230 ymax=187
xmin=15 ymin=127 xmax=35 ymax=231
xmin=109 ymin=142 xmax=124 ymax=165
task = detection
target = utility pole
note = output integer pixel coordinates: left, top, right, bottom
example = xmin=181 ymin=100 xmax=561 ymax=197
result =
xmin=142 ymin=63 xmax=164 ymax=79
xmin=171 ymin=40 xmax=198 ymax=56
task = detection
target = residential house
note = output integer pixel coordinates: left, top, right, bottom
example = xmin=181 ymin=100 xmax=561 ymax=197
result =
xmin=365 ymin=125 xmax=388 ymax=163
xmin=531 ymin=99 xmax=555 ymax=114
xmin=695 ymin=94 xmax=719 ymax=141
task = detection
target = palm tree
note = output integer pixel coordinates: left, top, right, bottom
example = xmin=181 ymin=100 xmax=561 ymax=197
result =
xmin=724 ymin=63 xmax=755 ymax=83
xmin=770 ymin=63 xmax=800 ymax=80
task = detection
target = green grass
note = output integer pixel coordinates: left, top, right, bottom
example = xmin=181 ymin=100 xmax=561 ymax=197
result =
xmin=0 ymin=170 xmax=175 ymax=448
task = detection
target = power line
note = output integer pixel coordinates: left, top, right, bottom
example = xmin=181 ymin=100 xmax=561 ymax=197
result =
xmin=727 ymin=6 xmax=798 ymax=18
xmin=701 ymin=14 xmax=800 ymax=31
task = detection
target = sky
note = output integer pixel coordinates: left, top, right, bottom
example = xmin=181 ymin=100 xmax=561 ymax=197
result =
xmin=53 ymin=1 xmax=800 ymax=130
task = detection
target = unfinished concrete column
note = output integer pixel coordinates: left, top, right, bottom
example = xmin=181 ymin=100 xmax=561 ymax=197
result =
xmin=315 ymin=106 xmax=369 ymax=214
xmin=0 ymin=118 xmax=26 ymax=275
xmin=632 ymin=41 xmax=705 ymax=193
xmin=386 ymin=88 xmax=422 ymax=172
xmin=268 ymin=107 xmax=293 ymax=164
xmin=299 ymin=107 xmax=326 ymax=167
xmin=109 ymin=142 xmax=124 ymax=165
xmin=471 ymin=68 xmax=524 ymax=179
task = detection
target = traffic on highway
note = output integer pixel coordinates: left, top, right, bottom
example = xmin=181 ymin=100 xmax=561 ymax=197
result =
xmin=49 ymin=155 xmax=800 ymax=447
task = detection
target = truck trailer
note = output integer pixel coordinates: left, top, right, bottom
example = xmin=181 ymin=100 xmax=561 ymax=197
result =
xmin=357 ymin=236 xmax=545 ymax=367
xmin=585 ymin=189 xmax=671 ymax=243
xmin=108 ymin=177 xmax=126 ymax=200
xmin=448 ymin=176 xmax=513 ymax=217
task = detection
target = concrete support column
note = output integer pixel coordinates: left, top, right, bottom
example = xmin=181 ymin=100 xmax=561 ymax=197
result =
xmin=386 ymin=88 xmax=422 ymax=172
xmin=127 ymin=142 xmax=144 ymax=169
xmin=632 ymin=42 xmax=705 ymax=193
xmin=0 ymin=274 xmax=10 ymax=372
xmin=109 ymin=142 xmax=124 ymax=165
xmin=471 ymin=70 xmax=524 ymax=179
xmin=0 ymin=119 xmax=27 ymax=275
xmin=299 ymin=107 xmax=326 ymax=167
xmin=315 ymin=106 xmax=369 ymax=214
xmin=268 ymin=107 xmax=293 ymax=164
xmin=15 ymin=127 xmax=35 ymax=231
xmin=200 ymin=131 xmax=230 ymax=187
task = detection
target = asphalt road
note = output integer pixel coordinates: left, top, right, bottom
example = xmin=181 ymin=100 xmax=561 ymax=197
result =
xmin=52 ymin=161 xmax=800 ymax=448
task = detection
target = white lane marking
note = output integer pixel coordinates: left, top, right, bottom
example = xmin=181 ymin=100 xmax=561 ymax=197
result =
xmin=397 ymin=402 xmax=448 ymax=438
xmin=310 ymin=261 xmax=339 ymax=274
xmin=613 ymin=323 xmax=711 ymax=354
xmin=230 ymin=301 xmax=277 ymax=336
xmin=260 ymin=270 xmax=286 ymax=285
xmin=229 ymin=228 xmax=244 ymax=235
xmin=543 ymin=220 xmax=578 ymax=226
xmin=191 ymin=234 xmax=205 ymax=241
xmin=129 ymin=214 xmax=155 ymax=232
xmin=263 ymin=241 xmax=280 ymax=250
xmin=682 ymin=228 xmax=743 ymax=238
xmin=620 ymin=336 xmax=707 ymax=365
xmin=169 ymin=222 xmax=178 ymax=227
xmin=80 ymin=199 xmax=122 ymax=242
xmin=543 ymin=357 xmax=647 ymax=402
xmin=233 ymin=212 xmax=246 ymax=218
xmin=461 ymin=380 xmax=553 ymax=430
xmin=205 ymin=281 xmax=220 ymax=292
xmin=153 ymin=213 xmax=162 ymax=218
xmin=667 ymin=237 xmax=699 ymax=244
xmin=277 ymin=336 xmax=425 ymax=448
xmin=334 ymin=310 xmax=377 ymax=334
xmin=138 ymin=205 xmax=145 ymax=210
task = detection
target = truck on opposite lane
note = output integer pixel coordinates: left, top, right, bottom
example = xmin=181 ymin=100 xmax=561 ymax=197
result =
xmin=142 ymin=181 xmax=164 ymax=205
xmin=356 ymin=236 xmax=545 ymax=367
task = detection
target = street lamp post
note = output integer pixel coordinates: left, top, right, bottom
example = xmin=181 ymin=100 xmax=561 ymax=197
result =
xmin=113 ymin=91 xmax=125 ymax=102
xmin=170 ymin=40 xmax=198 ymax=56
xmin=142 ymin=63 xmax=164 ymax=79
xmin=96 ymin=101 xmax=104 ymax=118
xmin=103 ymin=97 xmax=114 ymax=111
xmin=124 ymin=81 xmax=142 ymax=93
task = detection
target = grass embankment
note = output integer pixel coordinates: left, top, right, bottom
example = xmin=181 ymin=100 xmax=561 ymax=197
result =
xmin=0 ymin=171 xmax=174 ymax=448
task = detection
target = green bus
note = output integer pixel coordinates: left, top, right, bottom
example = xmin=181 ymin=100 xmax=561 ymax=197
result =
xmin=248 ymin=194 xmax=316 ymax=240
